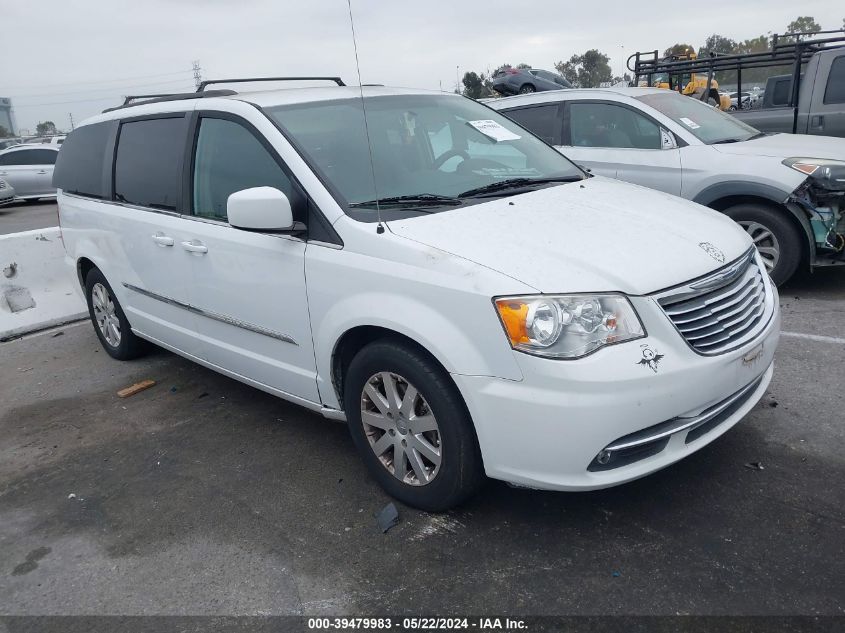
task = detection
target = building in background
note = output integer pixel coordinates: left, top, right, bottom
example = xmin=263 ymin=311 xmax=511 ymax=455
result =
xmin=0 ymin=98 xmax=16 ymax=136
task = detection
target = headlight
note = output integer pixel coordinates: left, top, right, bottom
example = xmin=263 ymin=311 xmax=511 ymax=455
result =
xmin=783 ymin=158 xmax=845 ymax=191
xmin=494 ymin=294 xmax=645 ymax=359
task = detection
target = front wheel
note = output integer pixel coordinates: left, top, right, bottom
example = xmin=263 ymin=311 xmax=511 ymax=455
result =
xmin=723 ymin=203 xmax=803 ymax=286
xmin=343 ymin=339 xmax=484 ymax=511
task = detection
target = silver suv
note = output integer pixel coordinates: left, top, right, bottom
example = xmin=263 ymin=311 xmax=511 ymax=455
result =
xmin=490 ymin=87 xmax=845 ymax=285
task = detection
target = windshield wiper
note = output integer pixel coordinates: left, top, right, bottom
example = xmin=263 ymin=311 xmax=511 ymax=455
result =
xmin=458 ymin=176 xmax=582 ymax=199
xmin=348 ymin=193 xmax=462 ymax=208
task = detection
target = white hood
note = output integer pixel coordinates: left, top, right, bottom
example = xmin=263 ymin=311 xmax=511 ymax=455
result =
xmin=388 ymin=177 xmax=752 ymax=295
xmin=714 ymin=133 xmax=845 ymax=159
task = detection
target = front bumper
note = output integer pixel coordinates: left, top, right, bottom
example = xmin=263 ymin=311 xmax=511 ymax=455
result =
xmin=453 ymin=288 xmax=780 ymax=491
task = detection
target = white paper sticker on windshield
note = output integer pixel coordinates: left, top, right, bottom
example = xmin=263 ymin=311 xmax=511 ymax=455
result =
xmin=679 ymin=117 xmax=701 ymax=129
xmin=467 ymin=120 xmax=521 ymax=142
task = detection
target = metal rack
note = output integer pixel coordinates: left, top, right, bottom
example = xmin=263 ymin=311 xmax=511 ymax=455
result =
xmin=628 ymin=29 xmax=845 ymax=109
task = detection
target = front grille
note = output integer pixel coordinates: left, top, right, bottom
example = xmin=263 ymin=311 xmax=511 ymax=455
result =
xmin=655 ymin=249 xmax=772 ymax=355
xmin=0 ymin=181 xmax=6 ymax=190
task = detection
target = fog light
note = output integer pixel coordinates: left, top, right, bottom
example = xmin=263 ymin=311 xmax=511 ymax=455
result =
xmin=597 ymin=450 xmax=612 ymax=465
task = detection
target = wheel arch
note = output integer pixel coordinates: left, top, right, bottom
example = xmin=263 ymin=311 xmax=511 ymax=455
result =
xmin=331 ymin=325 xmax=456 ymax=412
xmin=695 ymin=183 xmax=815 ymax=267
xmin=76 ymin=256 xmax=97 ymax=290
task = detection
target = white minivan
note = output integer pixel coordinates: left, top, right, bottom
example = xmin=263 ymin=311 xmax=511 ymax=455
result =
xmin=55 ymin=79 xmax=780 ymax=510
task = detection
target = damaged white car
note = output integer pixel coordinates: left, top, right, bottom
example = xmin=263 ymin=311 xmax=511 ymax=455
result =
xmin=491 ymin=87 xmax=845 ymax=285
xmin=56 ymin=81 xmax=780 ymax=510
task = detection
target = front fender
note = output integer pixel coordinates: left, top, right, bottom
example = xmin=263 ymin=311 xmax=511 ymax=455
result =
xmin=312 ymin=291 xmax=524 ymax=410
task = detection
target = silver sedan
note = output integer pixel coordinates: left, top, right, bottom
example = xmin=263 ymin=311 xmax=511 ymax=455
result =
xmin=0 ymin=177 xmax=15 ymax=205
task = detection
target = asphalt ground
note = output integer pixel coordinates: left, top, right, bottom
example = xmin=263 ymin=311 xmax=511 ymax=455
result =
xmin=0 ymin=200 xmax=58 ymax=235
xmin=0 ymin=224 xmax=843 ymax=624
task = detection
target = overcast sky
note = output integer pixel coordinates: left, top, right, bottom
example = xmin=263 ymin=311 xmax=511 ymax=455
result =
xmin=1 ymin=0 xmax=842 ymax=133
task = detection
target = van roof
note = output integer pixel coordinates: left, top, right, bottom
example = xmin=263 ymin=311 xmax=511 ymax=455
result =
xmin=88 ymin=83 xmax=455 ymax=127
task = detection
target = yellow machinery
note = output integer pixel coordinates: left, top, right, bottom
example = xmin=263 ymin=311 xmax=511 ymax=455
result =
xmin=635 ymin=51 xmax=732 ymax=110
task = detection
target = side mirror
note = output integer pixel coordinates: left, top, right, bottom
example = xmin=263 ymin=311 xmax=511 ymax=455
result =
xmin=660 ymin=128 xmax=678 ymax=150
xmin=227 ymin=186 xmax=295 ymax=232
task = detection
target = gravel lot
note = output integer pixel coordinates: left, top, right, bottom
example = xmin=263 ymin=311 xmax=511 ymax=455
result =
xmin=0 ymin=240 xmax=843 ymax=618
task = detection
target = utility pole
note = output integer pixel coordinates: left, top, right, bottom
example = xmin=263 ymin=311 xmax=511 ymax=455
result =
xmin=192 ymin=60 xmax=202 ymax=90
xmin=68 ymin=113 xmax=75 ymax=131
xmin=455 ymin=65 xmax=460 ymax=94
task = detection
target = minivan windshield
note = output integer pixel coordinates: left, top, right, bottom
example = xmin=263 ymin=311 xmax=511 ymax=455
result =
xmin=266 ymin=94 xmax=583 ymax=220
xmin=636 ymin=92 xmax=762 ymax=144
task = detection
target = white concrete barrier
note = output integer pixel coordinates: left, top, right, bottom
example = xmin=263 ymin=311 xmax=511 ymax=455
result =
xmin=0 ymin=227 xmax=87 ymax=341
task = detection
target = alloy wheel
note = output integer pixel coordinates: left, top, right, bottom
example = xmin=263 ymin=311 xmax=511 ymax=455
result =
xmin=92 ymin=282 xmax=121 ymax=347
xmin=360 ymin=372 xmax=442 ymax=486
xmin=739 ymin=220 xmax=780 ymax=273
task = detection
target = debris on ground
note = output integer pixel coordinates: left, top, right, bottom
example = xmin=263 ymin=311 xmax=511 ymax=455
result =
xmin=18 ymin=367 xmax=33 ymax=373
xmin=51 ymin=331 xmax=64 ymax=338
xmin=744 ymin=462 xmax=765 ymax=470
xmin=375 ymin=502 xmax=400 ymax=533
xmin=612 ymin=571 xmax=621 ymax=578
xmin=769 ymin=401 xmax=779 ymax=408
xmin=67 ymin=493 xmax=76 ymax=500
xmin=169 ymin=386 xmax=178 ymax=393
xmin=198 ymin=392 xmax=209 ymax=399
xmin=117 ymin=379 xmax=156 ymax=398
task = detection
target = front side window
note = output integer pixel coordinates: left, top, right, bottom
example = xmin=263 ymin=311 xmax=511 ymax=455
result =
xmin=266 ymin=94 xmax=582 ymax=220
xmin=824 ymin=56 xmax=845 ymax=104
xmin=114 ymin=117 xmax=187 ymax=211
xmin=504 ymin=104 xmax=561 ymax=145
xmin=636 ymin=92 xmax=760 ymax=144
xmin=0 ymin=148 xmax=57 ymax=166
xmin=569 ymin=102 xmax=661 ymax=149
xmin=192 ymin=117 xmax=296 ymax=221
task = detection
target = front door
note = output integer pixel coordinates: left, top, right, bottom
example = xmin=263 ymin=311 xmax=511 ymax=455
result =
xmin=807 ymin=52 xmax=845 ymax=137
xmin=182 ymin=113 xmax=319 ymax=403
xmin=560 ymin=100 xmax=683 ymax=196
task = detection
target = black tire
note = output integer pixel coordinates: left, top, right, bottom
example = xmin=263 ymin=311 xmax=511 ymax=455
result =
xmin=343 ymin=339 xmax=484 ymax=512
xmin=518 ymin=84 xmax=536 ymax=94
xmin=84 ymin=268 xmax=148 ymax=360
xmin=722 ymin=202 xmax=803 ymax=286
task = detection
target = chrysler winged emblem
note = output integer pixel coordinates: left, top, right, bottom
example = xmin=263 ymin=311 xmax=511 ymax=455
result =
xmin=698 ymin=242 xmax=725 ymax=263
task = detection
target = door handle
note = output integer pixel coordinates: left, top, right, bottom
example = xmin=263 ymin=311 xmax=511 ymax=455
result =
xmin=151 ymin=234 xmax=174 ymax=247
xmin=36 ymin=170 xmax=48 ymax=175
xmin=810 ymin=115 xmax=824 ymax=128
xmin=181 ymin=240 xmax=208 ymax=254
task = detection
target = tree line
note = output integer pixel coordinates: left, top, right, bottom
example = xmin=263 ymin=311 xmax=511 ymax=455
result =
xmin=461 ymin=15 xmax=844 ymax=98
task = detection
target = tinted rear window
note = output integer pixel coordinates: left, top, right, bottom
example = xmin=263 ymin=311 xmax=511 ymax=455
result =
xmin=114 ymin=116 xmax=187 ymax=211
xmin=824 ymin=55 xmax=845 ymax=104
xmin=771 ymin=79 xmax=791 ymax=106
xmin=52 ymin=122 xmax=111 ymax=197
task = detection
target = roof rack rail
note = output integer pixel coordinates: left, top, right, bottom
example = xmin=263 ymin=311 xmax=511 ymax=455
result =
xmin=121 ymin=94 xmax=180 ymax=105
xmin=196 ymin=76 xmax=345 ymax=92
xmin=102 ymin=89 xmax=237 ymax=113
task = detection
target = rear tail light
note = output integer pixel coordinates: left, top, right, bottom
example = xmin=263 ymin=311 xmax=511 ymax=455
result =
xmin=506 ymin=69 xmax=520 ymax=75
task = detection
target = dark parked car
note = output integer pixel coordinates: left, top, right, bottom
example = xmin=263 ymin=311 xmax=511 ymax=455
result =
xmin=491 ymin=68 xmax=572 ymax=95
